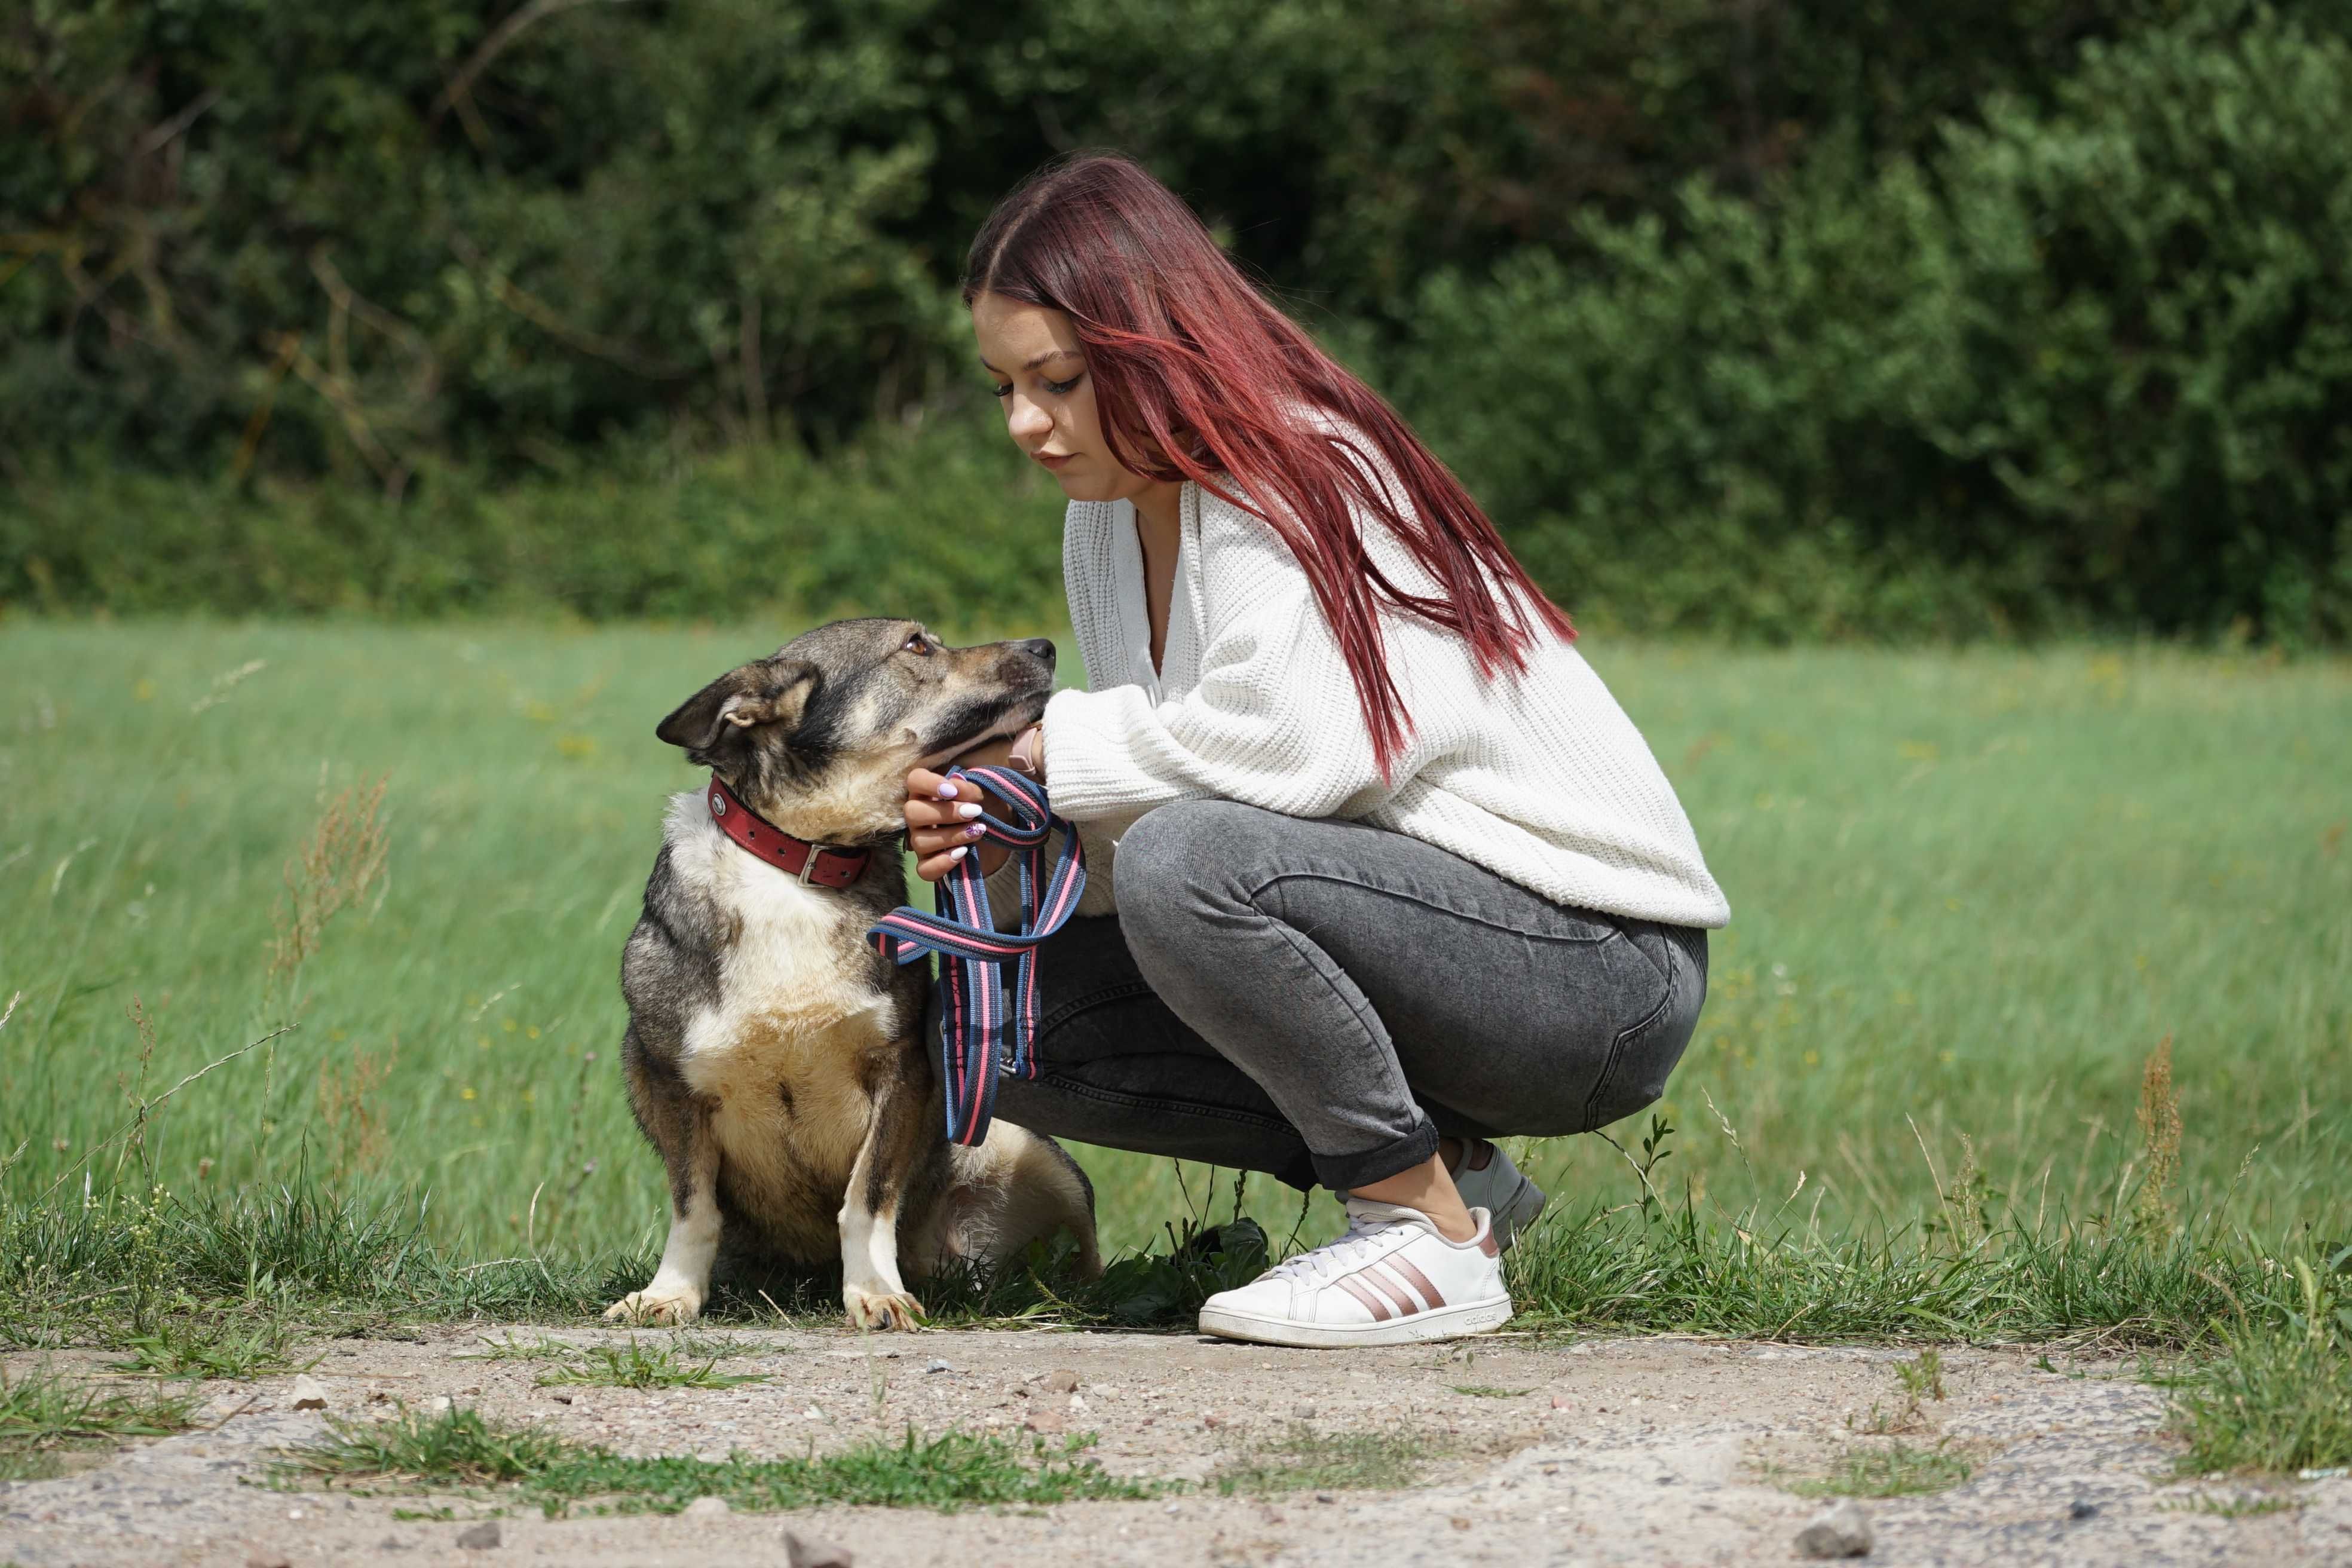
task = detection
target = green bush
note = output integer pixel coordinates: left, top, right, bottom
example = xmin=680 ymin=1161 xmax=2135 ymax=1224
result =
xmin=1394 ymin=3 xmax=2352 ymax=642
xmin=1 ymin=414 xmax=1069 ymax=626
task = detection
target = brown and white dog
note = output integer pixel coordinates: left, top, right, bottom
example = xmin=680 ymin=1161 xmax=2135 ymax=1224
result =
xmin=607 ymin=618 xmax=1100 ymax=1328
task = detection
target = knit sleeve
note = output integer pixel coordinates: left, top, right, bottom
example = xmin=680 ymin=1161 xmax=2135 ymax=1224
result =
xmin=1039 ymin=487 xmax=1460 ymax=823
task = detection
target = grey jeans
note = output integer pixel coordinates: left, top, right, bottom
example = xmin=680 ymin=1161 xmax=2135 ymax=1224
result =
xmin=936 ymin=799 xmax=1710 ymax=1193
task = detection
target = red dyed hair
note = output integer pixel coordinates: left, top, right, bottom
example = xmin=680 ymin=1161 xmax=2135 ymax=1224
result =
xmin=963 ymin=151 xmax=1574 ymax=779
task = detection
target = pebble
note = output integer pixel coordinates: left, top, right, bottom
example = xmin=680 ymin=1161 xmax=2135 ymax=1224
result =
xmin=426 ymin=1395 xmax=454 ymax=1414
xmin=682 ymin=1495 xmax=730 ymax=1519
xmin=455 ymin=1520 xmax=501 ymax=1550
xmin=1040 ymin=1368 xmax=1080 ymax=1394
xmin=1794 ymin=1499 xmax=1873 ymax=1558
xmin=783 ymin=1530 xmax=856 ymax=1567
xmin=2070 ymin=1499 xmax=2100 ymax=1520
xmin=287 ymin=1375 xmax=327 ymax=1411
xmin=926 ymin=1358 xmax=955 ymax=1374
xmin=1293 ymin=1404 xmax=1316 ymax=1419
xmin=246 ymin=1552 xmax=292 ymax=1568
xmin=1023 ymin=1408 xmax=1067 ymax=1435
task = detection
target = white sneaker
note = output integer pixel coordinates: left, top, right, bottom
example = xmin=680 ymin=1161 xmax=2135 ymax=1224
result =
xmin=1196 ymin=1199 xmax=1513 ymax=1349
xmin=1450 ymin=1138 xmax=1548 ymax=1250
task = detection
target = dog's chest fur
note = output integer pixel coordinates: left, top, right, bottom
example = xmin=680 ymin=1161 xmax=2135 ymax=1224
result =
xmin=663 ymin=798 xmax=905 ymax=1251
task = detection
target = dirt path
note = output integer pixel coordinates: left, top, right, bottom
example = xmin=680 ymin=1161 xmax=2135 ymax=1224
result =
xmin=4 ymin=1326 xmax=2345 ymax=1566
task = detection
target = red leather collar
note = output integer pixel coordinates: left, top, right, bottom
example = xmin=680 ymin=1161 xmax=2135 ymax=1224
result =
xmin=704 ymin=775 xmax=872 ymax=889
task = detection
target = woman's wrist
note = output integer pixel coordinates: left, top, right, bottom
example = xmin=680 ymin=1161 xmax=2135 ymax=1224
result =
xmin=1007 ymin=722 xmax=1046 ymax=780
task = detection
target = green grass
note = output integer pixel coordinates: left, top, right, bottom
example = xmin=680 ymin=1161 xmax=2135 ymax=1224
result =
xmin=1773 ymin=1438 xmax=1979 ymax=1498
xmin=1211 ymin=1423 xmax=1442 ymax=1496
xmin=105 ymin=1313 xmax=314 ymax=1381
xmin=0 ymin=620 xmax=2347 ymax=1355
xmin=530 ymin=1339 xmax=765 ymax=1391
xmin=0 ymin=1364 xmax=202 ymax=1480
xmin=273 ymin=1402 xmax=1165 ymax=1515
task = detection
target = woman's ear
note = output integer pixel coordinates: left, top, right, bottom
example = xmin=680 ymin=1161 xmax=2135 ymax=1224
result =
xmin=656 ymin=662 xmax=818 ymax=754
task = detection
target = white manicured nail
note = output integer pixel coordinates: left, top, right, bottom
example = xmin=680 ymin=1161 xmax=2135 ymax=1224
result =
xmin=947 ymin=845 xmax=968 ymax=861
xmin=956 ymin=802 xmax=984 ymax=819
xmin=938 ymin=781 xmax=958 ymax=799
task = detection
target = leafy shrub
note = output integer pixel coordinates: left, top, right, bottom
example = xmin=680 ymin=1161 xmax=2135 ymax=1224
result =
xmin=1394 ymin=3 xmax=2352 ymax=642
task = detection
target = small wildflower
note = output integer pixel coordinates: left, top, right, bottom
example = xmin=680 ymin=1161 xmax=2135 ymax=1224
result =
xmin=461 ymin=1086 xmax=477 ymax=1101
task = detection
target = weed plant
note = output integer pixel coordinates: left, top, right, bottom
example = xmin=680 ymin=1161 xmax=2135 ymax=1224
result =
xmin=530 ymin=1340 xmax=765 ymax=1391
xmin=274 ymin=1402 xmax=1164 ymax=1515
xmin=1778 ymin=1440 xmax=1979 ymax=1498
xmin=0 ymin=1365 xmax=201 ymax=1481
xmin=1211 ymin=1423 xmax=1441 ymax=1496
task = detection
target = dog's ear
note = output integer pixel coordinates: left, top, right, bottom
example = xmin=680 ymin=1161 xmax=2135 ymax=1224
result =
xmin=656 ymin=661 xmax=819 ymax=754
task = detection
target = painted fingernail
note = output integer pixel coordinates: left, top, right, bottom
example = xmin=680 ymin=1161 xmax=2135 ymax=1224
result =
xmin=947 ymin=845 xmax=968 ymax=861
xmin=956 ymin=801 xmax=984 ymax=819
xmin=936 ymin=781 xmax=958 ymax=798
xmin=964 ymin=823 xmax=984 ymax=839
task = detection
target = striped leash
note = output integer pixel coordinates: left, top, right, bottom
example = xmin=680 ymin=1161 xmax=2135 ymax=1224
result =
xmin=865 ymin=764 xmax=1086 ymax=1146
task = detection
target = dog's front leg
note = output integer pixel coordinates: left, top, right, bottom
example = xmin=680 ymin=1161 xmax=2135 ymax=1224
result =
xmin=608 ymin=1053 xmax=721 ymax=1326
xmin=839 ymin=1055 xmax=932 ymax=1331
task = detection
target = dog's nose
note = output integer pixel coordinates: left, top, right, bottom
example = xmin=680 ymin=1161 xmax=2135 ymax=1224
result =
xmin=1022 ymin=638 xmax=1056 ymax=669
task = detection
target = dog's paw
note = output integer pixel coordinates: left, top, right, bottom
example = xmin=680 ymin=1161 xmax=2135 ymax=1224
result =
xmin=843 ymin=1283 xmax=926 ymax=1332
xmin=605 ymin=1286 xmax=703 ymax=1326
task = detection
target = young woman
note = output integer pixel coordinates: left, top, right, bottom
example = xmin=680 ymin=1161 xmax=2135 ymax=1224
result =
xmin=902 ymin=153 xmax=1728 ymax=1349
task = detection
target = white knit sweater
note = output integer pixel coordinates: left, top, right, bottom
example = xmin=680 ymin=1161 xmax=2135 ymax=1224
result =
xmin=1031 ymin=434 xmax=1731 ymax=930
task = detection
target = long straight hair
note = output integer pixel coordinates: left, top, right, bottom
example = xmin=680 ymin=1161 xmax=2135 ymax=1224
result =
xmin=963 ymin=151 xmax=1573 ymax=779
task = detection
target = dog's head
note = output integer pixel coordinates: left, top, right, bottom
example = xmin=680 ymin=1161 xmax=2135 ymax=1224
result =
xmin=656 ymin=618 xmax=1056 ymax=844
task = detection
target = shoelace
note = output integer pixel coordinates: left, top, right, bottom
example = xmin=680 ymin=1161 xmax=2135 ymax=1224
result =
xmin=866 ymin=764 xmax=1085 ymax=1146
xmin=1266 ymin=1213 xmax=1411 ymax=1286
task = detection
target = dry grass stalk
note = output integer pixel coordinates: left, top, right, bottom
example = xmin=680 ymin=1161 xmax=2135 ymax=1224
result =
xmin=316 ymin=1040 xmax=399 ymax=1172
xmin=2136 ymin=1034 xmax=2183 ymax=1233
xmin=269 ymin=776 xmax=390 ymax=988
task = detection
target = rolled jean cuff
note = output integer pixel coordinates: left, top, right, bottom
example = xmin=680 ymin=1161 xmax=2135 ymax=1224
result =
xmin=1313 ymin=1116 xmax=1441 ymax=1193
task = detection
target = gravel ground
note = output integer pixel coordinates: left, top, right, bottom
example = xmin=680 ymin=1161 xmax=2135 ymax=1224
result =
xmin=4 ymin=1327 xmax=2346 ymax=1566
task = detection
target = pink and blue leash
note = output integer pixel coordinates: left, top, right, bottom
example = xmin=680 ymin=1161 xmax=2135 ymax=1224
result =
xmin=866 ymin=764 xmax=1087 ymax=1146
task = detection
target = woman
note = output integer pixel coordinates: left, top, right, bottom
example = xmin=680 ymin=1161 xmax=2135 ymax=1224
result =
xmin=903 ymin=153 xmax=1728 ymax=1349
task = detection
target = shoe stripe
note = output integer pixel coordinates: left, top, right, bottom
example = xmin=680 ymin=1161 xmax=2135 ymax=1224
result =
xmin=1334 ymin=1275 xmax=1391 ymax=1322
xmin=1476 ymin=1220 xmax=1500 ymax=1258
xmin=1359 ymin=1265 xmax=1420 ymax=1318
xmin=1384 ymin=1255 xmax=1446 ymax=1310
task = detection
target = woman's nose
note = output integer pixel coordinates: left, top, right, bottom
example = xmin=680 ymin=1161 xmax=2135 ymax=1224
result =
xmin=1007 ymin=396 xmax=1051 ymax=443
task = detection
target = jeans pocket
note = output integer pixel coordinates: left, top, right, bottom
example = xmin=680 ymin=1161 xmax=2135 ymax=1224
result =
xmin=1579 ymin=935 xmax=1698 ymax=1131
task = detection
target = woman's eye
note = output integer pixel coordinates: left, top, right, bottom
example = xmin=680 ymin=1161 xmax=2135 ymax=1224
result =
xmin=1043 ymin=375 xmax=1080 ymax=396
xmin=990 ymin=382 xmax=1012 ymax=399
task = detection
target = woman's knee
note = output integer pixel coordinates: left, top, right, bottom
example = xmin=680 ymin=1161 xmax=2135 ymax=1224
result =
xmin=1109 ymin=798 xmax=1281 ymax=929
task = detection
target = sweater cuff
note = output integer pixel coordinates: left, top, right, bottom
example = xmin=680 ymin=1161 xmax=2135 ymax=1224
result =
xmin=1041 ymin=687 xmax=1189 ymax=822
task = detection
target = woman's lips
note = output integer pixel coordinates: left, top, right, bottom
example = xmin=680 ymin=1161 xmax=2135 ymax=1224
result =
xmin=1033 ymin=451 xmax=1073 ymax=471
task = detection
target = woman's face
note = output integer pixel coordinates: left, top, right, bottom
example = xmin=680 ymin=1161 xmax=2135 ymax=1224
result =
xmin=970 ymin=291 xmax=1163 ymax=508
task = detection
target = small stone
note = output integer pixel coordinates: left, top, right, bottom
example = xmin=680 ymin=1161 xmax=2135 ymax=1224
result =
xmin=926 ymin=1358 xmax=954 ymax=1374
xmin=426 ymin=1395 xmax=454 ymax=1415
xmin=1202 ymin=1413 xmax=1225 ymax=1429
xmin=456 ymin=1520 xmax=501 ymax=1550
xmin=694 ymin=1449 xmax=728 ymax=1465
xmin=246 ymin=1553 xmax=292 ymax=1568
xmin=1068 ymin=1395 xmax=1089 ymax=1414
xmin=1315 ymin=1491 xmax=1336 ymax=1504
xmin=1450 ymin=1515 xmax=1472 ymax=1530
xmin=783 ymin=1530 xmax=856 ymax=1568
xmin=2069 ymin=1499 xmax=2099 ymax=1521
xmin=289 ymin=1374 xmax=328 ymax=1410
xmin=1794 ymin=1500 xmax=1873 ymax=1558
xmin=1293 ymin=1404 xmax=1316 ymax=1419
xmin=682 ymin=1495 xmax=730 ymax=1519
xmin=376 ymin=1538 xmax=410 ymax=1552
xmin=1023 ymin=1408 xmax=1066 ymax=1435
xmin=1551 ymin=1396 xmax=1572 ymax=1409
xmin=1040 ymin=1368 xmax=1080 ymax=1394
xmin=549 ymin=1391 xmax=572 ymax=1404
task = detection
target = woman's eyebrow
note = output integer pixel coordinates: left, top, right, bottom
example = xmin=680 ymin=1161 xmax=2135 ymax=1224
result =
xmin=979 ymin=348 xmax=1083 ymax=374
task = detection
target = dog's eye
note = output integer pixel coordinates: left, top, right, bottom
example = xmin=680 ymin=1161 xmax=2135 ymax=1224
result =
xmin=902 ymin=634 xmax=931 ymax=656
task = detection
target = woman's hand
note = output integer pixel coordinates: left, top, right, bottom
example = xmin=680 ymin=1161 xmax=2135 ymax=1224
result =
xmin=903 ymin=735 xmax=1019 ymax=883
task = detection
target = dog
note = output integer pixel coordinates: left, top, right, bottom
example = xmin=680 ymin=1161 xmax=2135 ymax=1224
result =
xmin=606 ymin=617 xmax=1101 ymax=1329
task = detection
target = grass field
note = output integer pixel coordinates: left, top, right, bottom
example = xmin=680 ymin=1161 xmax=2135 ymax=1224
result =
xmin=2 ymin=617 xmax=2347 ymax=1292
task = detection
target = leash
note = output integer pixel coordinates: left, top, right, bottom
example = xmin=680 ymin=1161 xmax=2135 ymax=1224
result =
xmin=865 ymin=765 xmax=1086 ymax=1147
